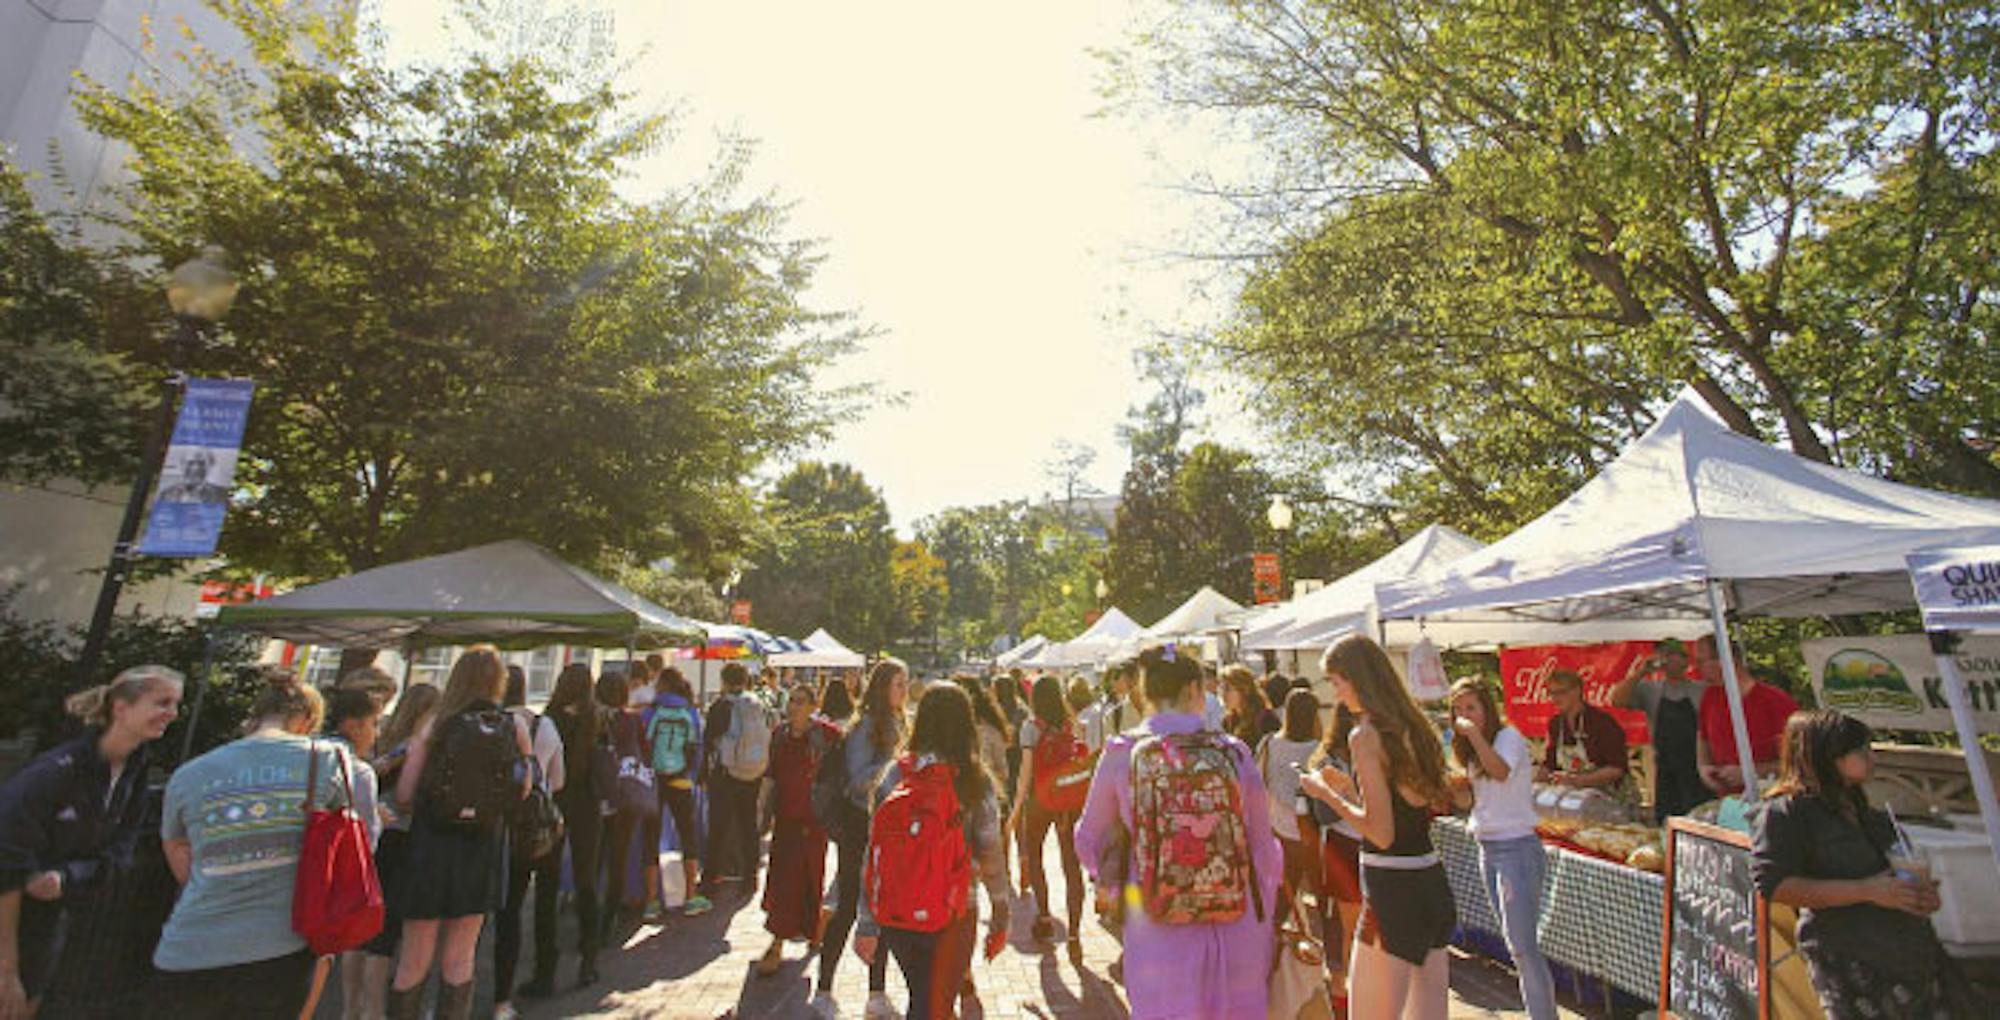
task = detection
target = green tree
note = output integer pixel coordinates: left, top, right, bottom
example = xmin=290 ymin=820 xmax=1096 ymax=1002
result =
xmin=889 ymin=538 xmax=948 ymax=663
xmin=1116 ymin=0 xmax=2000 ymax=533
xmin=62 ymin=0 xmax=860 ymax=582
xmin=739 ymin=462 xmax=897 ymax=652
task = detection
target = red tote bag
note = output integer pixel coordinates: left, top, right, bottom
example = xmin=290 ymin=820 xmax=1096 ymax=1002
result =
xmin=293 ymin=742 xmax=385 ymax=956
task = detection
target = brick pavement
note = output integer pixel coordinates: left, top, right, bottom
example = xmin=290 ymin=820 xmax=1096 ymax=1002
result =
xmin=318 ymin=845 xmax=1600 ymax=1019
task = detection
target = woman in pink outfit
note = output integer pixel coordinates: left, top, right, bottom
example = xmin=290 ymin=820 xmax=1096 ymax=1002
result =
xmin=1075 ymin=644 xmax=1283 ymax=1020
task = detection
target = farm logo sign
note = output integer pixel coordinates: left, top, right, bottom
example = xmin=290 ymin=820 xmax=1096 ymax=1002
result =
xmin=1804 ymin=635 xmax=2000 ymax=733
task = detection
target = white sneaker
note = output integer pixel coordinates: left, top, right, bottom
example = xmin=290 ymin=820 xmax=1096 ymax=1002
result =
xmin=494 ymin=1005 xmax=520 ymax=1020
xmin=864 ymin=991 xmax=898 ymax=1018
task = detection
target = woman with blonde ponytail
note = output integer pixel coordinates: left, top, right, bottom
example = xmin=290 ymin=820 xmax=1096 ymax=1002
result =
xmin=0 ymin=665 xmax=183 ymax=1018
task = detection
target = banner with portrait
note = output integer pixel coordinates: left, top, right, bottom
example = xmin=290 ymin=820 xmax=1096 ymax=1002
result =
xmin=136 ymin=378 xmax=254 ymax=557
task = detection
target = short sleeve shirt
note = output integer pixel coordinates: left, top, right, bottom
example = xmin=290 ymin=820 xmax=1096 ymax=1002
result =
xmin=1698 ymin=682 xmax=1798 ymax=767
xmin=156 ymin=733 xmax=345 ymax=971
xmin=1541 ymin=704 xmax=1629 ymax=779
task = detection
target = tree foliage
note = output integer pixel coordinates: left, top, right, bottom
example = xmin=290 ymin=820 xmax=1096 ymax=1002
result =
xmin=915 ymin=499 xmax=1106 ymax=659
xmin=59 ymin=0 xmax=860 ymax=581
xmin=738 ymin=462 xmax=898 ymax=654
xmin=1116 ymin=0 xmax=2000 ymax=534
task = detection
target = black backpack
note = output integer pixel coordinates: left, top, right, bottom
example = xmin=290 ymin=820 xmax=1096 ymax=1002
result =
xmin=810 ymin=727 xmax=853 ymax=841
xmin=422 ymin=707 xmax=522 ymax=828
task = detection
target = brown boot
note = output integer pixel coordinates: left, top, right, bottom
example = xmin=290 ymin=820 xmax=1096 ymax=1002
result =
xmin=438 ymin=980 xmax=474 ymax=1020
xmin=386 ymin=984 xmax=424 ymax=1020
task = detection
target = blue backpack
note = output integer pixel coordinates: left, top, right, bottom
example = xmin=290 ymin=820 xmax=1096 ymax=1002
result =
xmin=647 ymin=704 xmax=696 ymax=778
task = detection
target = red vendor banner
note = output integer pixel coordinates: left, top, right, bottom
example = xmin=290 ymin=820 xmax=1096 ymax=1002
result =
xmin=1253 ymin=553 xmax=1282 ymax=604
xmin=1499 ymin=641 xmax=1655 ymax=744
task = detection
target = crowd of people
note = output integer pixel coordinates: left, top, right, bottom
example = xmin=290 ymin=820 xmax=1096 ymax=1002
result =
xmin=0 ymin=630 xmax=1981 ymax=1020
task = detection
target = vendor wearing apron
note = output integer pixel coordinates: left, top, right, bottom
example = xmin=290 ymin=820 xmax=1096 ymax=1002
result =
xmin=1534 ymin=670 xmax=1630 ymax=797
xmin=1611 ymin=640 xmax=1708 ymax=821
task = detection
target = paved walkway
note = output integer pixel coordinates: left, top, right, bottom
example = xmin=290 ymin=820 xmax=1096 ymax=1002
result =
xmin=325 ymin=847 xmax=1600 ymax=1019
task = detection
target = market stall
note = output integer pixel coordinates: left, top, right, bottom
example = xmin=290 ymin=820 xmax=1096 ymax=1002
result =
xmin=1026 ymin=606 xmax=1143 ymax=670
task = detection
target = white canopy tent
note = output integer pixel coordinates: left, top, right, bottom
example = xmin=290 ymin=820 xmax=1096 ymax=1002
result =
xmin=1243 ymin=525 xmax=1483 ymax=651
xmin=1142 ymin=586 xmax=1245 ymax=640
xmin=1908 ymin=546 xmax=2000 ymax=878
xmin=766 ymin=627 xmax=865 ymax=669
xmin=1028 ymin=607 xmax=1143 ymax=669
xmin=1379 ymin=391 xmax=2000 ymax=791
xmin=994 ymin=634 xmax=1049 ymax=669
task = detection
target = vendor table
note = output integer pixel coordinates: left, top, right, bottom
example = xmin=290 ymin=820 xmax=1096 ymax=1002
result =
xmin=1434 ymin=817 xmax=1663 ymax=1004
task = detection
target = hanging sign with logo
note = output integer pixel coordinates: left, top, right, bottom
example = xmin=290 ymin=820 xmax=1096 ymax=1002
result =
xmin=1498 ymin=641 xmax=1655 ymax=743
xmin=1803 ymin=634 xmax=2000 ymax=733
xmin=136 ymin=378 xmax=255 ymax=558
xmin=1252 ymin=553 xmax=1282 ymax=604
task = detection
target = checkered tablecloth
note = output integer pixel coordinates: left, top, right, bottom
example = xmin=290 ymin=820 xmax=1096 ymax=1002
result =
xmin=1433 ymin=818 xmax=1664 ymax=1001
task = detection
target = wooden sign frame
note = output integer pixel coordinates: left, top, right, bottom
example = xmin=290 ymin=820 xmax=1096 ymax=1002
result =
xmin=1659 ymin=817 xmax=1773 ymax=1020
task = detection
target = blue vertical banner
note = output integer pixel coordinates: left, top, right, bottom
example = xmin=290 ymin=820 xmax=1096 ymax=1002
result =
xmin=135 ymin=378 xmax=255 ymax=557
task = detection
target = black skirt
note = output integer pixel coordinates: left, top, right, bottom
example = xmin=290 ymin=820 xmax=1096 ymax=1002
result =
xmin=398 ymin=813 xmax=505 ymax=920
xmin=1358 ymin=862 xmax=1455 ymax=966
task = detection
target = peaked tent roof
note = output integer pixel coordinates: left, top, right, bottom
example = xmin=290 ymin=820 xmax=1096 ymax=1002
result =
xmin=1030 ymin=607 xmax=1143 ymax=668
xmin=1243 ymin=525 xmax=1482 ymax=651
xmin=216 ymin=539 xmax=705 ymax=649
xmin=1380 ymin=392 xmax=2000 ymax=626
xmin=1143 ymin=586 xmax=1246 ymax=640
xmin=768 ymin=628 xmax=865 ymax=668
xmin=994 ymin=634 xmax=1049 ymax=668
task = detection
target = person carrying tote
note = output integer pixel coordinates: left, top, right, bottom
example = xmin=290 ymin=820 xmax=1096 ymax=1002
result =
xmin=0 ymin=665 xmax=182 ymax=1020
xmin=1300 ymin=636 xmax=1454 ymax=1020
xmin=387 ymin=648 xmax=532 ymax=1020
xmin=1446 ymin=678 xmax=1555 ymax=1020
xmin=1074 ymin=643 xmax=1283 ymax=1020
xmin=148 ymin=670 xmax=346 ymax=1019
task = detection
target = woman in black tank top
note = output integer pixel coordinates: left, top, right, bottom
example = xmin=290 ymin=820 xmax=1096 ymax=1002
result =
xmin=1300 ymin=636 xmax=1454 ymax=1020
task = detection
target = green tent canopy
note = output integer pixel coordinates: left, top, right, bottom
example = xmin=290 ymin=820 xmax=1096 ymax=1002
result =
xmin=215 ymin=539 xmax=706 ymax=650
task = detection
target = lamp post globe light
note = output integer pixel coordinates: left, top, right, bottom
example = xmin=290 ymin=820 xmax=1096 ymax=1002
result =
xmin=1095 ymin=577 xmax=1109 ymax=602
xmin=1266 ymin=494 xmax=1295 ymax=600
xmin=74 ymin=248 xmax=239 ymax=686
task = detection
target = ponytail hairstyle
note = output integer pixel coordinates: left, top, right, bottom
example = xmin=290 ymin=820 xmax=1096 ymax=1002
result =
xmin=1136 ymin=642 xmax=1203 ymax=711
xmin=1322 ymin=634 xmax=1448 ymax=806
xmin=245 ymin=665 xmax=324 ymax=733
xmin=325 ymin=686 xmax=382 ymax=737
xmin=66 ymin=664 xmax=184 ymax=729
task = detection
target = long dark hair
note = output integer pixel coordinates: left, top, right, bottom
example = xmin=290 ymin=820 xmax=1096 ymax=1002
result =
xmin=546 ymin=662 xmax=599 ymax=749
xmin=958 ymin=674 xmax=1011 ymax=742
xmin=992 ymin=672 xmax=1023 ymax=718
xmin=1030 ymin=674 xmax=1072 ymax=730
xmin=1769 ymin=709 xmax=1872 ymax=820
xmin=820 ymin=674 xmax=856 ymax=724
xmin=905 ymin=682 xmax=990 ymax=805
xmin=1220 ymin=663 xmax=1270 ymax=743
xmin=1281 ymin=687 xmax=1321 ymax=743
xmin=1310 ymin=702 xmax=1358 ymax=771
xmin=657 ymin=666 xmax=694 ymax=702
xmin=861 ymin=658 xmax=909 ymax=754
xmin=1323 ymin=635 xmax=1448 ymax=805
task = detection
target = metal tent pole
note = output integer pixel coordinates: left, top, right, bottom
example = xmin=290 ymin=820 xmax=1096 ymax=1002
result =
xmin=180 ymin=628 xmax=219 ymax=762
xmin=1705 ymin=580 xmax=1762 ymax=800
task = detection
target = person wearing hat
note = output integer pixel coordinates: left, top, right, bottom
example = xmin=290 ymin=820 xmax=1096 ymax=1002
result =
xmin=1610 ymin=639 xmax=1710 ymax=820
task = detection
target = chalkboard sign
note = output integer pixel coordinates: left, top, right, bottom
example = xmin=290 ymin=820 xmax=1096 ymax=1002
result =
xmin=1660 ymin=818 xmax=1770 ymax=1020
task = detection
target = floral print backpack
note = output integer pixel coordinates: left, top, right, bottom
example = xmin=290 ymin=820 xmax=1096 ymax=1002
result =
xmin=1129 ymin=731 xmax=1263 ymax=924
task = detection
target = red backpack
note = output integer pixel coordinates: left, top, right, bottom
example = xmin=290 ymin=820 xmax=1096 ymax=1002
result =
xmin=1031 ymin=723 xmax=1094 ymax=815
xmin=864 ymin=756 xmax=971 ymax=933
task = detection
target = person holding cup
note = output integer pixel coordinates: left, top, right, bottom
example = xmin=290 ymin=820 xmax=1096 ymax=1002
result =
xmin=1752 ymin=710 xmax=1977 ymax=1018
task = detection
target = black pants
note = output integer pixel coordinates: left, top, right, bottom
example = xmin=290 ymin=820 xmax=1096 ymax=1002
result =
xmin=704 ymin=773 xmax=760 ymax=884
xmin=601 ymin=808 xmax=643 ymax=919
xmin=818 ymin=821 xmax=888 ymax=993
xmin=882 ymin=927 xmax=941 ymax=1020
xmin=555 ymin=791 xmax=602 ymax=961
xmin=642 ymin=780 xmax=701 ymax=871
xmin=496 ymin=844 xmax=560 ymax=996
xmin=148 ymin=949 xmax=314 ymax=1019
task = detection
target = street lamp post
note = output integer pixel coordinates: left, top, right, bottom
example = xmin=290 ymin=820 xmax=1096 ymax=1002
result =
xmin=75 ymin=249 xmax=239 ymax=686
xmin=1266 ymin=494 xmax=1295 ymax=601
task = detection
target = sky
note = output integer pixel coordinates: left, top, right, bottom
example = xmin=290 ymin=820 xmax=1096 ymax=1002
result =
xmin=378 ymin=1 xmax=1246 ymax=532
